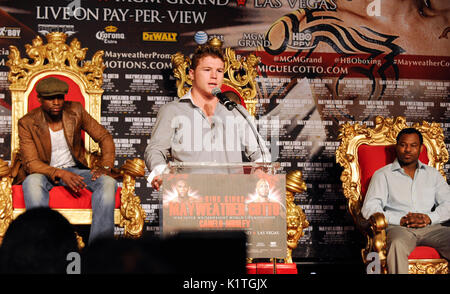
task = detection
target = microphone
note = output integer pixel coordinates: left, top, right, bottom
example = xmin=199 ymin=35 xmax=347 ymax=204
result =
xmin=212 ymin=87 xmax=237 ymax=111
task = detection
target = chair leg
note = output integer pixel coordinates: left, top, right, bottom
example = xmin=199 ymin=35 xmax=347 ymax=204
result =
xmin=75 ymin=232 xmax=85 ymax=250
xmin=0 ymin=163 xmax=14 ymax=246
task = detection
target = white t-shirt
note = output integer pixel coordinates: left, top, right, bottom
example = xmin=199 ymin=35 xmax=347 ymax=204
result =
xmin=49 ymin=128 xmax=76 ymax=168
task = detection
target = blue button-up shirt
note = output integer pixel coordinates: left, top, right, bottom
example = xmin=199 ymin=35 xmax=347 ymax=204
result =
xmin=361 ymin=158 xmax=450 ymax=225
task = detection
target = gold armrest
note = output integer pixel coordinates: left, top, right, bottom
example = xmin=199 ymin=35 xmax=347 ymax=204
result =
xmin=86 ymin=151 xmax=145 ymax=179
xmin=117 ymin=158 xmax=146 ymax=238
xmin=0 ymin=159 xmax=11 ymax=178
xmin=119 ymin=158 xmax=145 ymax=178
xmin=369 ymin=212 xmax=388 ymax=234
xmin=368 ymin=212 xmax=387 ymax=255
xmin=360 ymin=212 xmax=388 ymax=273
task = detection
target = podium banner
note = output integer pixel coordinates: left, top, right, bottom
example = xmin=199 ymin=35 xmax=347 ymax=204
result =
xmin=161 ymin=173 xmax=286 ymax=259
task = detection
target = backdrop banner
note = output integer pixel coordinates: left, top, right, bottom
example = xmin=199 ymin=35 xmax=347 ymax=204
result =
xmin=0 ymin=0 xmax=448 ymax=263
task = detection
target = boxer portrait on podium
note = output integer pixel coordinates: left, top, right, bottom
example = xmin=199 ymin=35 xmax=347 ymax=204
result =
xmin=145 ymin=43 xmax=270 ymax=190
xmin=17 ymin=77 xmax=117 ymax=244
xmin=164 ymin=179 xmax=199 ymax=205
xmin=361 ymin=128 xmax=450 ymax=274
xmin=246 ymin=178 xmax=284 ymax=208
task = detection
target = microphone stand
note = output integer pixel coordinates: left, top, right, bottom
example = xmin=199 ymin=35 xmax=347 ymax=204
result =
xmin=233 ymin=105 xmax=269 ymax=164
xmin=212 ymin=88 xmax=269 ymax=164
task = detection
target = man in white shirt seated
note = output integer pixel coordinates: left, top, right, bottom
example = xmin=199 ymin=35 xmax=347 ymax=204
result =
xmin=361 ymin=128 xmax=450 ymax=274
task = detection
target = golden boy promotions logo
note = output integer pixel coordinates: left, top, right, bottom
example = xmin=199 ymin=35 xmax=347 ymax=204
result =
xmin=142 ymin=32 xmax=178 ymax=42
xmin=0 ymin=27 xmax=21 ymax=39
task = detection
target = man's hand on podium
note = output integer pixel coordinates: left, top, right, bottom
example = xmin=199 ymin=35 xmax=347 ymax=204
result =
xmin=152 ymin=175 xmax=163 ymax=191
xmin=253 ymin=167 xmax=266 ymax=175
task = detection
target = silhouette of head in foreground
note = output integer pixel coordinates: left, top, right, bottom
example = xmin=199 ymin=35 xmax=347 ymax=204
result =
xmin=0 ymin=207 xmax=78 ymax=274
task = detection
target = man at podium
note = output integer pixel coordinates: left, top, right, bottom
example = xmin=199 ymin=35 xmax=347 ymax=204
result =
xmin=145 ymin=43 xmax=270 ymax=190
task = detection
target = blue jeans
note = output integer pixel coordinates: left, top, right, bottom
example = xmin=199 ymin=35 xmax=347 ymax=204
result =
xmin=22 ymin=167 xmax=117 ymax=244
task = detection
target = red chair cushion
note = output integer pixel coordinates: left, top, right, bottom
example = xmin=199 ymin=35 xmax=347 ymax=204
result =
xmin=357 ymin=145 xmax=429 ymax=199
xmin=408 ymin=246 xmax=442 ymax=259
xmin=221 ymin=84 xmax=246 ymax=109
xmin=12 ymin=185 xmax=121 ymax=209
xmin=246 ymin=263 xmax=298 ymax=274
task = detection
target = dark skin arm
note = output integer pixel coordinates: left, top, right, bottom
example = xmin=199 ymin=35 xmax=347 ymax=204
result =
xmin=55 ymin=167 xmax=109 ymax=193
xmin=90 ymin=167 xmax=110 ymax=181
xmin=54 ymin=169 xmax=87 ymax=193
xmin=400 ymin=212 xmax=431 ymax=228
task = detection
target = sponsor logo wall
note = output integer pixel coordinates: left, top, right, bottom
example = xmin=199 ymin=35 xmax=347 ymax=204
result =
xmin=0 ymin=0 xmax=448 ymax=263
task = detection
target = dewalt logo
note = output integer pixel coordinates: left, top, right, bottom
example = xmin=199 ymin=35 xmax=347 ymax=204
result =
xmin=143 ymin=32 xmax=178 ymax=42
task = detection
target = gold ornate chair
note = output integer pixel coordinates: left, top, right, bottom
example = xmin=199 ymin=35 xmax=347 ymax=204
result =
xmin=0 ymin=32 xmax=146 ymax=246
xmin=336 ymin=116 xmax=449 ymax=274
xmin=171 ymin=38 xmax=309 ymax=272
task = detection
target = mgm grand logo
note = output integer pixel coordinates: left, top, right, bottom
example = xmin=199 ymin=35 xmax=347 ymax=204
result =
xmin=238 ymin=33 xmax=271 ymax=48
xmin=96 ymin=26 xmax=125 ymax=44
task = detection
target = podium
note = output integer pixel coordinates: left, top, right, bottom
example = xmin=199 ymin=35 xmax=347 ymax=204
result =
xmin=159 ymin=162 xmax=307 ymax=274
xmin=161 ymin=161 xmax=285 ymax=256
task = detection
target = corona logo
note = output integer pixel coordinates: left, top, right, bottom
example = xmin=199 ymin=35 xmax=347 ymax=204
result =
xmin=105 ymin=25 xmax=118 ymax=33
xmin=236 ymin=0 xmax=247 ymax=7
xmin=96 ymin=26 xmax=125 ymax=44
